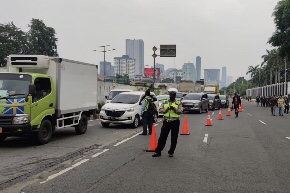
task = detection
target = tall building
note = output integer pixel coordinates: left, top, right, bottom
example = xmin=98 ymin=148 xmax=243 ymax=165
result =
xmin=227 ymin=76 xmax=233 ymax=86
xmin=196 ymin=56 xmax=201 ymax=80
xmin=221 ymin=66 xmax=227 ymax=88
xmin=182 ymin=63 xmax=197 ymax=82
xmin=126 ymin=39 xmax=144 ymax=76
xmin=114 ymin=55 xmax=135 ymax=79
xmin=156 ymin=63 xmax=165 ymax=77
xmin=204 ymin=69 xmax=220 ymax=85
xmin=99 ymin=61 xmax=114 ymax=76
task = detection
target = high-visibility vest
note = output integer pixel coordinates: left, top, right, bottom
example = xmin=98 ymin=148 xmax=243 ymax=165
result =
xmin=144 ymin=96 xmax=152 ymax=111
xmin=163 ymin=99 xmax=181 ymax=119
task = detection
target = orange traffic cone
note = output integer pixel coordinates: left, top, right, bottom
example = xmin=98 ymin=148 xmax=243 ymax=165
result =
xmin=205 ymin=112 xmax=212 ymax=126
xmin=238 ymin=106 xmax=243 ymax=112
xmin=145 ymin=125 xmax=158 ymax=152
xmin=180 ymin=116 xmax=190 ymax=135
xmin=226 ymin=107 xmax=231 ymax=116
xmin=241 ymin=103 xmax=244 ymax=109
xmin=217 ymin=108 xmax=223 ymax=120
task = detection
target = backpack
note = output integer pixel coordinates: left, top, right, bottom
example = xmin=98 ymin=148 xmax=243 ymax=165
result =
xmin=146 ymin=98 xmax=157 ymax=115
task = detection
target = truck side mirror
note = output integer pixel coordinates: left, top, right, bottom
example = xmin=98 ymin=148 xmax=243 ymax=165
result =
xmin=29 ymin=85 xmax=36 ymax=95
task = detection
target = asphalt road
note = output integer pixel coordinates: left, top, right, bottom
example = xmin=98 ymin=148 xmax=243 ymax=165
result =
xmin=2 ymin=100 xmax=290 ymax=192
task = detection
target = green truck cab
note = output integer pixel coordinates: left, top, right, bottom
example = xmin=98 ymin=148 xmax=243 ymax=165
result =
xmin=0 ymin=55 xmax=98 ymax=144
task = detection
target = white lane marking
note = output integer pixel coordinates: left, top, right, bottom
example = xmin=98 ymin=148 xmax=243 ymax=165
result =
xmin=154 ymin=124 xmax=158 ymax=126
xmin=114 ymin=132 xmax=142 ymax=147
xmin=203 ymin=134 xmax=208 ymax=143
xmin=259 ymin=120 xmax=267 ymax=125
xmin=212 ymin=112 xmax=214 ymax=115
xmin=286 ymin=137 xmax=290 ymax=140
xmin=40 ymin=159 xmax=89 ymax=184
xmin=91 ymin=149 xmax=109 ymax=158
xmin=247 ymin=113 xmax=252 ymax=116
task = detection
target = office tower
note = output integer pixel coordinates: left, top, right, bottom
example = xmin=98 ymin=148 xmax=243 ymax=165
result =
xmin=221 ymin=66 xmax=227 ymax=88
xmin=196 ymin=56 xmax=201 ymax=80
xmin=99 ymin=61 xmax=113 ymax=76
xmin=126 ymin=39 xmax=144 ymax=76
xmin=182 ymin=63 xmax=197 ymax=82
xmin=204 ymin=69 xmax=220 ymax=85
xmin=114 ymin=55 xmax=135 ymax=79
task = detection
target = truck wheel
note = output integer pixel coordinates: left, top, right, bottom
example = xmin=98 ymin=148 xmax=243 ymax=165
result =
xmin=36 ymin=119 xmax=52 ymax=145
xmin=0 ymin=134 xmax=7 ymax=143
xmin=101 ymin=122 xmax=110 ymax=127
xmin=131 ymin=115 xmax=140 ymax=128
xmin=75 ymin=115 xmax=88 ymax=135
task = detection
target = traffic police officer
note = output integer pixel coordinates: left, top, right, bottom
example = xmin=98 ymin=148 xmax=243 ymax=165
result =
xmin=152 ymin=88 xmax=183 ymax=157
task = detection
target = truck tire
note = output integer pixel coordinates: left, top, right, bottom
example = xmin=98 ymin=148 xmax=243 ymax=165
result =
xmin=0 ymin=134 xmax=7 ymax=143
xmin=36 ymin=119 xmax=52 ymax=145
xmin=75 ymin=115 xmax=88 ymax=135
xmin=101 ymin=122 xmax=110 ymax=128
xmin=131 ymin=115 xmax=140 ymax=128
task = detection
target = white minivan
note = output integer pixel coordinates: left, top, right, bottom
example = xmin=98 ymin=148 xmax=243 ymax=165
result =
xmin=105 ymin=89 xmax=133 ymax=103
xmin=100 ymin=91 xmax=159 ymax=128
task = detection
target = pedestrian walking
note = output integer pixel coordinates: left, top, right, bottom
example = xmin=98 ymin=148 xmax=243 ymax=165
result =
xmin=284 ymin=95 xmax=289 ymax=115
xmin=232 ymin=92 xmax=241 ymax=118
xmin=270 ymin=96 xmax=277 ymax=116
xmin=140 ymin=89 xmax=154 ymax=135
xmin=152 ymin=88 xmax=182 ymax=158
xmin=277 ymin=95 xmax=285 ymax=116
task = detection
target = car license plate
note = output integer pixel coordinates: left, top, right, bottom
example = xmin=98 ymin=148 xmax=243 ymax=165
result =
xmin=0 ymin=127 xmax=2 ymax=133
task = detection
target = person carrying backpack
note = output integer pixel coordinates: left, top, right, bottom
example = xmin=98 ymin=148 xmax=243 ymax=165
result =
xmin=140 ymin=89 xmax=155 ymax=135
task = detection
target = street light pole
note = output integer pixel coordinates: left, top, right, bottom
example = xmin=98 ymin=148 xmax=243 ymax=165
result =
xmin=152 ymin=46 xmax=157 ymax=84
xmin=285 ymin=57 xmax=287 ymax=95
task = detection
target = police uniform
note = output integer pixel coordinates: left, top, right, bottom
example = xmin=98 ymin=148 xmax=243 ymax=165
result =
xmin=140 ymin=95 xmax=154 ymax=135
xmin=153 ymin=97 xmax=182 ymax=157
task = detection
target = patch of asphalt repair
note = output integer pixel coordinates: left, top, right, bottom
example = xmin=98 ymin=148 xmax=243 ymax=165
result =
xmin=0 ymin=143 xmax=102 ymax=191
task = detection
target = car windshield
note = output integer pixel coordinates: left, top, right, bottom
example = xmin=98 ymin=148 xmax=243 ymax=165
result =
xmin=183 ymin=94 xmax=201 ymax=100
xmin=157 ymin=95 xmax=169 ymax=101
xmin=0 ymin=74 xmax=32 ymax=98
xmin=220 ymin=95 xmax=226 ymax=100
xmin=176 ymin=93 xmax=183 ymax=98
xmin=107 ymin=91 xmax=130 ymax=100
xmin=208 ymin=95 xmax=215 ymax=100
xmin=111 ymin=94 xmax=140 ymax=104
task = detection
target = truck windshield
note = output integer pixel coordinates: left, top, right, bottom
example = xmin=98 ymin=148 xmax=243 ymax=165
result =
xmin=107 ymin=91 xmax=130 ymax=100
xmin=0 ymin=74 xmax=32 ymax=97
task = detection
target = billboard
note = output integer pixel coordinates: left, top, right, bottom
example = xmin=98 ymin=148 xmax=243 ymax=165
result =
xmin=160 ymin=45 xmax=176 ymax=57
xmin=144 ymin=68 xmax=160 ymax=77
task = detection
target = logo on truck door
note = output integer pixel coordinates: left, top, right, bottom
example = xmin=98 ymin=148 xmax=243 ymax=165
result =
xmin=2 ymin=98 xmax=25 ymax=114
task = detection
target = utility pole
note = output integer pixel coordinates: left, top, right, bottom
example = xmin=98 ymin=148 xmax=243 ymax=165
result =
xmin=152 ymin=46 xmax=157 ymax=84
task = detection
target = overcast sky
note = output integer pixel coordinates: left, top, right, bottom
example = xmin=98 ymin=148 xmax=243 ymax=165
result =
xmin=0 ymin=0 xmax=279 ymax=81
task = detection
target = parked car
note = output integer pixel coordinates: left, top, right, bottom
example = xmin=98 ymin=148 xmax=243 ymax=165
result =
xmin=208 ymin=94 xmax=221 ymax=110
xmin=105 ymin=89 xmax=133 ymax=103
xmin=219 ymin=95 xmax=229 ymax=108
xmin=156 ymin=94 xmax=169 ymax=116
xmin=100 ymin=91 xmax=159 ymax=128
xmin=181 ymin=93 xmax=209 ymax=114
xmin=176 ymin=92 xmax=186 ymax=101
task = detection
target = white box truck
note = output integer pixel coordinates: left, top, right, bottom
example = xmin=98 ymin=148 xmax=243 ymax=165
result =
xmin=0 ymin=55 xmax=98 ymax=144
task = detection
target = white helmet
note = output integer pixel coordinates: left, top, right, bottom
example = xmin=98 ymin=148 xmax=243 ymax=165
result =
xmin=168 ymin=88 xmax=178 ymax=94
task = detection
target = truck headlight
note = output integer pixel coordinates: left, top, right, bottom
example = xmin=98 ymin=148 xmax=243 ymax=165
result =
xmin=12 ymin=114 xmax=30 ymax=124
xmin=127 ymin=107 xmax=134 ymax=112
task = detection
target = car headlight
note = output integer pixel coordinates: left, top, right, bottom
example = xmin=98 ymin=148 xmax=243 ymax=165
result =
xmin=127 ymin=107 xmax=134 ymax=112
xmin=12 ymin=114 xmax=30 ymax=124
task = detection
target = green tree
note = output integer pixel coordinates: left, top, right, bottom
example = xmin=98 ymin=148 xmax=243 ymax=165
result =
xmin=268 ymin=0 xmax=290 ymax=59
xmin=27 ymin=18 xmax=58 ymax=56
xmin=0 ymin=22 xmax=29 ymax=66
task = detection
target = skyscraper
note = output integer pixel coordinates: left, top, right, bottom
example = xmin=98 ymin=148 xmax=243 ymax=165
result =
xmin=182 ymin=63 xmax=197 ymax=82
xmin=156 ymin=63 xmax=165 ymax=77
xmin=221 ymin=66 xmax=227 ymax=88
xmin=100 ymin=61 xmax=114 ymax=76
xmin=114 ymin=55 xmax=135 ymax=79
xmin=126 ymin=39 xmax=144 ymax=76
xmin=196 ymin=56 xmax=201 ymax=80
xmin=204 ymin=69 xmax=220 ymax=85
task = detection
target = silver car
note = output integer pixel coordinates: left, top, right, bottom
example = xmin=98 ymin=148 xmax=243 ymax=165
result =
xmin=182 ymin=93 xmax=209 ymax=114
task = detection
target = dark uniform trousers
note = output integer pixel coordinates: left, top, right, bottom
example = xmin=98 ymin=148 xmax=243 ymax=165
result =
xmin=155 ymin=119 xmax=180 ymax=155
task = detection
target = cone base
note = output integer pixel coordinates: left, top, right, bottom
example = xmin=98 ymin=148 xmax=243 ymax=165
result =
xmin=205 ymin=125 xmax=212 ymax=126
xmin=180 ymin=133 xmax=190 ymax=135
xmin=226 ymin=115 xmax=230 ymax=116
xmin=145 ymin=149 xmax=155 ymax=152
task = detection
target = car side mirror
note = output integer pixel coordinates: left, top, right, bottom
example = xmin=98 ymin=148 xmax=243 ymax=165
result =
xmin=105 ymin=96 xmax=107 ymax=99
xmin=153 ymin=98 xmax=157 ymax=102
xmin=29 ymin=85 xmax=36 ymax=96
xmin=181 ymin=97 xmax=184 ymax=100
xmin=139 ymin=102 xmax=142 ymax=105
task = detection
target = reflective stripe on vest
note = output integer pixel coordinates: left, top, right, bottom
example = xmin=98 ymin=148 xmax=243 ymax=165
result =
xmin=163 ymin=99 xmax=180 ymax=119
